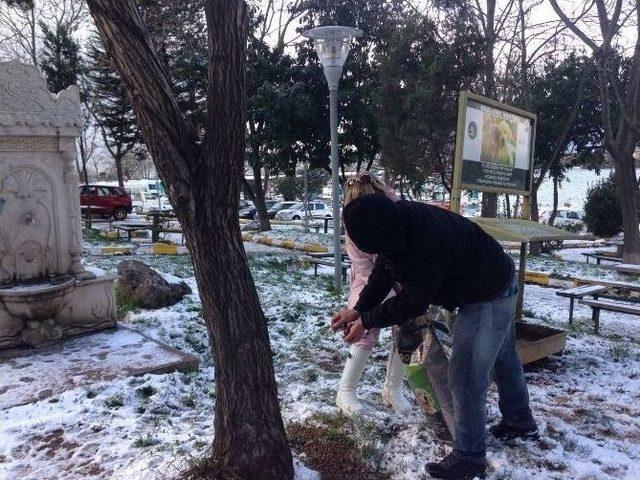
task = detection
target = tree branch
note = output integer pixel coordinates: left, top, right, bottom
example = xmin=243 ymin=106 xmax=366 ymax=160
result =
xmin=548 ymin=0 xmax=599 ymax=51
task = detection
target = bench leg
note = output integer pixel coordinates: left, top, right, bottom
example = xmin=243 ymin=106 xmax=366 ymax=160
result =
xmin=568 ymin=298 xmax=575 ymax=327
xmin=596 ymin=257 xmax=601 ymax=265
xmin=592 ymin=307 xmax=600 ymax=334
xmin=314 ymin=264 xmax=318 ymax=276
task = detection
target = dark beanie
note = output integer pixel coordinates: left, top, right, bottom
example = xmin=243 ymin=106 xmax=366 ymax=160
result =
xmin=343 ymin=193 xmax=405 ymax=255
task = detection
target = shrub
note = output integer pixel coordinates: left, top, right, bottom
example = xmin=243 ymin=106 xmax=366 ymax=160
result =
xmin=583 ymin=175 xmax=622 ymax=238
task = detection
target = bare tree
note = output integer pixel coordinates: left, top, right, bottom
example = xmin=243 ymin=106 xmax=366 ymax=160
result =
xmin=257 ymin=0 xmax=304 ymax=49
xmin=550 ymin=0 xmax=640 ymax=262
xmin=464 ymin=0 xmax=519 ymax=216
xmin=85 ymin=1 xmax=294 ymax=478
xmin=0 ymin=0 xmax=87 ymax=63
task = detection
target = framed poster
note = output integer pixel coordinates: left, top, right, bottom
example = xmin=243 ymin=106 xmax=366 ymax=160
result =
xmin=453 ymin=91 xmax=536 ymax=197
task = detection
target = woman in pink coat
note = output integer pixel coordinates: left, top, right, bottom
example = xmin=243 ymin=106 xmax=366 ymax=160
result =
xmin=336 ymin=173 xmax=412 ymax=415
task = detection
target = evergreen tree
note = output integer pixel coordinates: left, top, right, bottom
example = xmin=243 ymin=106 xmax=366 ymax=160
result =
xmin=375 ymin=13 xmax=484 ymax=195
xmin=38 ymin=22 xmax=82 ymax=94
xmin=296 ymin=0 xmax=399 ymax=174
xmin=86 ymin=32 xmax=140 ymax=187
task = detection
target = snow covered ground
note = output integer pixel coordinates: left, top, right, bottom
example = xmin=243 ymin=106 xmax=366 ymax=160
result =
xmin=1 ymin=242 xmax=639 ymax=479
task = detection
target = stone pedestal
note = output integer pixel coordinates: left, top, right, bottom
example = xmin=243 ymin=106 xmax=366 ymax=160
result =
xmin=0 ymin=60 xmax=116 ymax=349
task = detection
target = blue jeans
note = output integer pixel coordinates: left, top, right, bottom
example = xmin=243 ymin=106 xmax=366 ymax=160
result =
xmin=449 ymin=272 xmax=536 ymax=461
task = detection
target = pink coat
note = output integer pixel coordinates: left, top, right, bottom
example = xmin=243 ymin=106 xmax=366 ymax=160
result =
xmin=346 ymin=188 xmax=398 ymax=348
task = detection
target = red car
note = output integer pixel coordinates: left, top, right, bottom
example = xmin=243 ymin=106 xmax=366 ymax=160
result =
xmin=79 ymin=185 xmax=133 ymax=220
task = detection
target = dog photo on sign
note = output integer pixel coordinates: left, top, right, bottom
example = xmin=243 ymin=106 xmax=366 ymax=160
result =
xmin=480 ymin=113 xmax=517 ymax=166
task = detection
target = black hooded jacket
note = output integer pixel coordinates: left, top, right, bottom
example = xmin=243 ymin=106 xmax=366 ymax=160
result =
xmin=344 ymin=194 xmax=514 ymax=329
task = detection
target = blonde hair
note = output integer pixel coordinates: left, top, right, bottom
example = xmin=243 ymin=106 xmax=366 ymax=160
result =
xmin=344 ymin=174 xmax=389 ymax=206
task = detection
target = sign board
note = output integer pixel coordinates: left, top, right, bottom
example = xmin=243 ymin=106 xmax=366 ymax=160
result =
xmin=453 ymin=91 xmax=536 ymax=197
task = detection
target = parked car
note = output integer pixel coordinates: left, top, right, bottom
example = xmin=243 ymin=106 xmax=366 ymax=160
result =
xmin=133 ymin=191 xmax=173 ymax=214
xmin=540 ymin=208 xmax=583 ymax=224
xmin=266 ymin=201 xmax=296 ymax=219
xmin=275 ymin=201 xmax=331 ymax=221
xmin=239 ymin=204 xmax=256 ymax=219
xmin=310 ymin=202 xmax=332 ymax=219
xmin=79 ymin=185 xmax=133 ymax=220
xmin=553 ymin=208 xmax=584 ymax=231
xmin=240 ymin=200 xmax=279 ymax=220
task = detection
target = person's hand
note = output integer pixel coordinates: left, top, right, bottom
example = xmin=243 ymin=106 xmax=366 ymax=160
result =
xmin=330 ymin=308 xmax=360 ymax=332
xmin=343 ymin=318 xmax=365 ymax=344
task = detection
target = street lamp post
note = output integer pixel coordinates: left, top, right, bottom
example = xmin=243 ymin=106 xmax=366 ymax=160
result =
xmin=302 ymin=25 xmax=362 ymax=292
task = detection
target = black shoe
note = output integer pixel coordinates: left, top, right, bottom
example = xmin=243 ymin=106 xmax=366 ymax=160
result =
xmin=426 ymin=452 xmax=486 ymax=479
xmin=489 ymin=420 xmax=539 ymax=441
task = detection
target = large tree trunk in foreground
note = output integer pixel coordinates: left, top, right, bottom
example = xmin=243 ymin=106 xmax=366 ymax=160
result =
xmin=86 ymin=1 xmax=293 ymax=478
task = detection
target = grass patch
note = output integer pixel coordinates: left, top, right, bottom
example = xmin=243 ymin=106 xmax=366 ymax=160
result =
xmin=115 ymin=285 xmax=140 ymax=320
xmin=287 ymin=421 xmax=382 ymax=480
xmin=609 ymin=343 xmax=631 ymax=363
xmin=132 ymin=434 xmax=160 ymax=448
xmin=181 ymin=452 xmax=240 ymax=480
xmin=137 ymin=385 xmax=157 ymax=398
xmin=104 ymin=394 xmax=124 ymax=408
xmin=82 ymin=227 xmax=123 ymax=245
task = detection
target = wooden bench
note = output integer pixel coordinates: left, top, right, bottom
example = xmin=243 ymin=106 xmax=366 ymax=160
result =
xmin=113 ymin=223 xmax=152 ymax=241
xmin=304 ymin=257 xmax=350 ymax=282
xmin=306 ymin=251 xmax=349 ymax=261
xmin=556 ymin=285 xmax=608 ymax=326
xmin=614 ymin=263 xmax=640 ymax=275
xmin=580 ymin=298 xmax=640 ymax=334
xmin=581 ymin=251 xmax=622 ymax=264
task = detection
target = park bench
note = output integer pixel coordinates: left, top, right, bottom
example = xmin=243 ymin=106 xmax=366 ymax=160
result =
xmin=556 ymin=284 xmax=608 ymax=326
xmin=581 ymin=251 xmax=622 ymax=264
xmin=304 ymin=256 xmax=350 ymax=282
xmin=579 ymin=298 xmax=640 ymax=334
xmin=113 ymin=222 xmax=153 ymax=241
xmin=614 ymin=263 xmax=640 ymax=275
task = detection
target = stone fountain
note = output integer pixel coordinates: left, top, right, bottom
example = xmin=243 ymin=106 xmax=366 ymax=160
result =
xmin=0 ymin=60 xmax=116 ymax=349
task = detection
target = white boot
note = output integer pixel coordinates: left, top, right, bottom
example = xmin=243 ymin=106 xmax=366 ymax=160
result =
xmin=336 ymin=346 xmax=371 ymax=415
xmin=382 ymin=346 xmax=412 ymax=414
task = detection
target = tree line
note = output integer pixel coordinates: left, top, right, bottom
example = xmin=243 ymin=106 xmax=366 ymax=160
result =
xmin=6 ymin=0 xmax=628 ymax=235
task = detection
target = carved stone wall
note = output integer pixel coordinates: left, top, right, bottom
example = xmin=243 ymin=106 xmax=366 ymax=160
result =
xmin=0 ymin=61 xmax=115 ymax=350
xmin=0 ymin=61 xmax=84 ymax=285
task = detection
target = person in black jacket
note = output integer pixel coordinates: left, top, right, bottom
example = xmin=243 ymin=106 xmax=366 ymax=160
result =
xmin=331 ymin=194 xmax=538 ymax=480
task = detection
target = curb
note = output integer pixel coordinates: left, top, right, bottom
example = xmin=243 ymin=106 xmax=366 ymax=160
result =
xmin=88 ymin=243 xmax=188 ymax=256
xmin=242 ymin=233 xmax=328 ymax=253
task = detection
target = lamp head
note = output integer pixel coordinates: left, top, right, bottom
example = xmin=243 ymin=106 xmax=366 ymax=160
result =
xmin=302 ymin=26 xmax=362 ymax=90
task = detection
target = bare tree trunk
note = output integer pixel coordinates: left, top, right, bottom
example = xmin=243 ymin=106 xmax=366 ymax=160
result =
xmin=252 ymin=163 xmax=271 ymax=231
xmin=481 ymin=0 xmax=498 ymax=218
xmin=78 ymin=135 xmax=90 ymax=184
xmin=549 ymin=0 xmax=640 ymax=262
xmin=549 ymin=175 xmax=559 ymax=226
xmin=115 ymin=153 xmax=124 ymax=187
xmin=613 ymin=151 xmax=640 ymax=263
xmin=263 ymin=167 xmax=269 ymax=195
xmin=529 ymin=188 xmax=542 ymax=254
xmin=86 ymin=1 xmax=293 ymax=478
